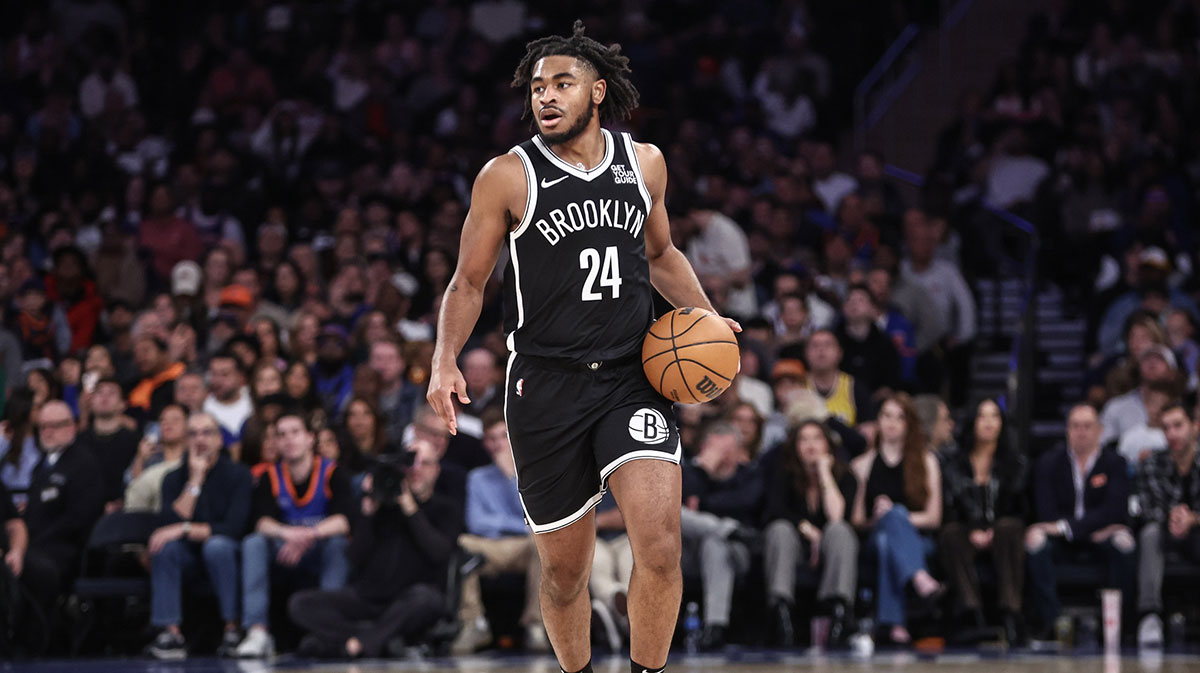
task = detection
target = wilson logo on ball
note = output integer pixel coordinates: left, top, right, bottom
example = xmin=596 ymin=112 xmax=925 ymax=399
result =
xmin=628 ymin=408 xmax=669 ymax=445
xmin=695 ymin=376 xmax=723 ymax=399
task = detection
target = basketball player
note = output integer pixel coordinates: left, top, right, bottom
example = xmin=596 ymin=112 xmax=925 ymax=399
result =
xmin=428 ymin=21 xmax=740 ymax=673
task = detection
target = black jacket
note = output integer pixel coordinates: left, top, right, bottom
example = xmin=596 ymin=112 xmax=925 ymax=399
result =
xmin=160 ymin=455 xmax=253 ymax=539
xmin=760 ymin=447 xmax=857 ymax=529
xmin=76 ymin=426 xmax=140 ymax=504
xmin=682 ymin=460 xmax=765 ymax=528
xmin=943 ymin=448 xmax=1028 ymax=529
xmin=23 ymin=443 xmax=105 ymax=574
xmin=348 ymin=492 xmax=463 ymax=603
xmin=1032 ymin=447 xmax=1128 ymax=540
xmin=834 ymin=321 xmax=902 ymax=394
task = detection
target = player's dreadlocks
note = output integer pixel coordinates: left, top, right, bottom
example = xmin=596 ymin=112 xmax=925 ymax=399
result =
xmin=512 ymin=20 xmax=640 ymax=124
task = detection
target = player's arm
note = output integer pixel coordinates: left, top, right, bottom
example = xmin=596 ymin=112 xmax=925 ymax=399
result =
xmin=428 ymin=154 xmax=524 ymax=435
xmin=637 ymin=142 xmax=741 ymax=334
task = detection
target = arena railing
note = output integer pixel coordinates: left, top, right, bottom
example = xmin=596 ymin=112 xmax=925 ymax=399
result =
xmin=852 ymin=0 xmax=978 ymax=152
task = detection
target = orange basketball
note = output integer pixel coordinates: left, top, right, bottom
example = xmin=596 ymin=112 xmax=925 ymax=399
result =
xmin=642 ymin=308 xmax=740 ymax=404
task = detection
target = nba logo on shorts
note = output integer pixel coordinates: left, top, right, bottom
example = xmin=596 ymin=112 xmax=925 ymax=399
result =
xmin=628 ymin=408 xmax=668 ymax=445
xmin=515 ymin=378 xmax=524 ymax=397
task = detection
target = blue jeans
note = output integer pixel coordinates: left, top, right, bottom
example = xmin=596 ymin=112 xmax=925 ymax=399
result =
xmin=1026 ymin=536 xmax=1135 ymax=629
xmin=241 ymin=532 xmax=350 ymax=628
xmin=873 ymin=506 xmax=934 ymax=626
xmin=151 ymin=536 xmax=239 ymax=627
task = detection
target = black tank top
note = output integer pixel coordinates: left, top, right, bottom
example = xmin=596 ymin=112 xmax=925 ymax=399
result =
xmin=865 ymin=452 xmax=906 ymax=507
xmin=502 ymin=129 xmax=654 ymax=363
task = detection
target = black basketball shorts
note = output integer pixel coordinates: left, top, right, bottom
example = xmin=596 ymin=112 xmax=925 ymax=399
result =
xmin=503 ymin=352 xmax=681 ymax=534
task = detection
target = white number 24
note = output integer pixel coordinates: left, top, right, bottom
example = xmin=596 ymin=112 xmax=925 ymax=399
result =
xmin=579 ymin=246 xmax=622 ymax=301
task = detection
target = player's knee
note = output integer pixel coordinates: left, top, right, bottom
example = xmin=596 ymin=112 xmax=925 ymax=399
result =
xmin=540 ymin=558 xmax=590 ymax=605
xmin=636 ymin=534 xmax=680 ymax=577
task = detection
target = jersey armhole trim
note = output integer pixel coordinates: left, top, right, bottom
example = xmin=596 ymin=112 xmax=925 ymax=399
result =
xmin=509 ymin=146 xmax=537 ymax=240
xmin=623 ymin=133 xmax=653 ymax=215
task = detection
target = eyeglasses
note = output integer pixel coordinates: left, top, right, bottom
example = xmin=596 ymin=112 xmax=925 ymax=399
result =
xmin=38 ymin=419 xmax=75 ymax=431
xmin=186 ymin=428 xmax=221 ymax=438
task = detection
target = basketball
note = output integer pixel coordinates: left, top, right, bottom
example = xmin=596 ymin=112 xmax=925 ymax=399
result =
xmin=642 ymin=307 xmax=740 ymax=404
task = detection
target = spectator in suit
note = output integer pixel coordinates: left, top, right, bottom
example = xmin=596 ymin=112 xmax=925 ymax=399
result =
xmin=20 ymin=400 xmax=104 ymax=634
xmin=850 ymin=393 xmax=943 ymax=645
xmin=1025 ymin=403 xmax=1135 ymax=639
xmin=451 ymin=410 xmax=548 ymax=654
xmin=288 ymin=437 xmax=463 ymax=658
xmin=761 ymin=419 xmax=858 ymax=647
xmin=1134 ymin=402 xmax=1200 ymax=648
xmin=938 ymin=399 xmax=1028 ymax=642
xmin=680 ymin=422 xmax=765 ymax=650
xmin=146 ymin=412 xmax=253 ymax=660
xmin=235 ymin=411 xmax=353 ymax=658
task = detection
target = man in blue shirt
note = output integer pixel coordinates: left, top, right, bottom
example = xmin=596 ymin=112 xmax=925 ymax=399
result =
xmin=451 ymin=409 xmax=548 ymax=654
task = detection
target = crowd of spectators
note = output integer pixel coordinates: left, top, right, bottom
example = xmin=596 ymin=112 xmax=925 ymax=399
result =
xmin=0 ymin=0 xmax=1199 ymax=661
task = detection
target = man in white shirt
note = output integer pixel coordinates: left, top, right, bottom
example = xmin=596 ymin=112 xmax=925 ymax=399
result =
xmin=78 ymin=52 xmax=139 ymax=119
xmin=202 ymin=351 xmax=253 ymax=444
xmin=1101 ymin=346 xmax=1179 ymax=447
xmin=899 ymin=208 xmax=977 ymax=403
xmin=809 ymin=142 xmax=858 ymax=214
xmin=678 ymin=208 xmax=757 ymax=319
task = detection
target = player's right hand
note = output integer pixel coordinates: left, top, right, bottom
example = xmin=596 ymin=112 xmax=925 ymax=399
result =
xmin=427 ymin=360 xmax=470 ymax=435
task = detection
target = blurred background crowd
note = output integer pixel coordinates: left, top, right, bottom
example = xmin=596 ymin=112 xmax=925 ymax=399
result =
xmin=2 ymin=0 xmax=1200 ymax=661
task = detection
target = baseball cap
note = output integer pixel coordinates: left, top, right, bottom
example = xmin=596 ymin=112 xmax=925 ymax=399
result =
xmin=1139 ymin=247 xmax=1170 ymax=271
xmin=218 ymin=284 xmax=253 ymax=308
xmin=318 ymin=323 xmax=349 ymax=345
xmin=771 ymin=358 xmax=807 ymax=382
xmin=171 ymin=261 xmax=202 ymax=296
xmin=1140 ymin=344 xmax=1178 ymax=371
xmin=17 ymin=277 xmax=45 ymax=295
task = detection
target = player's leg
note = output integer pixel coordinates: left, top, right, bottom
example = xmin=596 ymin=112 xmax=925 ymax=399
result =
xmin=607 ymin=458 xmax=682 ymax=670
xmin=533 ymin=511 xmax=597 ymax=672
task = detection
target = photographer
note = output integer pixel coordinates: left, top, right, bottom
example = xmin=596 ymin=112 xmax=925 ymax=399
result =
xmin=287 ymin=436 xmax=463 ymax=658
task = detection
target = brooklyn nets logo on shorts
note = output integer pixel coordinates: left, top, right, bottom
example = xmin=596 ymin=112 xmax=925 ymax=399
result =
xmin=628 ymin=408 xmax=669 ymax=445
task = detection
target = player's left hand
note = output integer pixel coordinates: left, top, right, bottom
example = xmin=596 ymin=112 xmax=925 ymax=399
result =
xmin=718 ymin=316 xmax=742 ymax=333
xmin=427 ymin=359 xmax=470 ymax=436
xmin=716 ymin=315 xmax=741 ymax=373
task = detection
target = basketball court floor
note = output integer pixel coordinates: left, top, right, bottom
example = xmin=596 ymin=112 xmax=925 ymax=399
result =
xmin=5 ymin=652 xmax=1199 ymax=673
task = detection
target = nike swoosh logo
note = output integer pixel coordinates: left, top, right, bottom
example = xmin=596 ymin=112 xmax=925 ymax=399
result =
xmin=541 ymin=176 xmax=569 ymax=188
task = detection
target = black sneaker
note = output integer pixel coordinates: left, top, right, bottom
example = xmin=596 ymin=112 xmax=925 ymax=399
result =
xmin=298 ymin=633 xmax=343 ymax=659
xmin=216 ymin=628 xmax=241 ymax=658
xmin=147 ymin=629 xmax=187 ymax=660
xmin=771 ymin=600 xmax=795 ymax=648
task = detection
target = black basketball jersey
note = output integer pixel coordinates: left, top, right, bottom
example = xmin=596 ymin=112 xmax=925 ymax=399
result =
xmin=502 ymin=129 xmax=654 ymax=363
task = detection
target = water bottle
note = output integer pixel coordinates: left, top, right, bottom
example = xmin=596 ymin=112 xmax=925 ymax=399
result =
xmin=683 ymin=602 xmax=702 ymax=655
xmin=1168 ymin=613 xmax=1186 ymax=648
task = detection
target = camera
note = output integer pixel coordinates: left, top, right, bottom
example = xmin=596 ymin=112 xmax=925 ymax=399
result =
xmin=367 ymin=450 xmax=416 ymax=505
